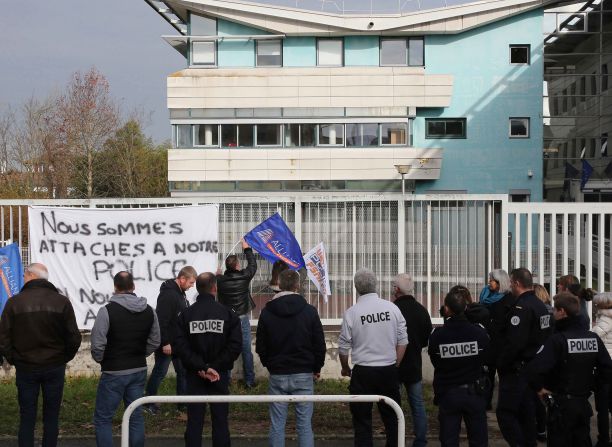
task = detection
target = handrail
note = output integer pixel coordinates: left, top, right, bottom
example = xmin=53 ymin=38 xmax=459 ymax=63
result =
xmin=121 ymin=394 xmax=405 ymax=447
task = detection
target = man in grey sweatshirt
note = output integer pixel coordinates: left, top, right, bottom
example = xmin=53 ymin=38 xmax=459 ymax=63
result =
xmin=91 ymin=271 xmax=160 ymax=447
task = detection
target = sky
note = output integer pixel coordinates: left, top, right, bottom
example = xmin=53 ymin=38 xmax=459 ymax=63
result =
xmin=1 ymin=0 xmax=184 ymax=143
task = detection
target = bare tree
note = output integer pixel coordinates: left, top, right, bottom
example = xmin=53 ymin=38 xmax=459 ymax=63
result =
xmin=56 ymin=67 xmax=119 ymax=198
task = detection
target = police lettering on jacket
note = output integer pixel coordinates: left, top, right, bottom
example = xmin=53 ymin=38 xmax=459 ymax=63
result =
xmin=189 ymin=320 xmax=224 ymax=334
xmin=360 ymin=311 xmax=390 ymax=325
xmin=567 ymin=338 xmax=598 ymax=353
xmin=439 ymin=341 xmax=479 ymax=358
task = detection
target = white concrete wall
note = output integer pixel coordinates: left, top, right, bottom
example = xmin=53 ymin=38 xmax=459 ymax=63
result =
xmin=168 ymin=147 xmax=443 ymax=182
xmin=168 ymin=67 xmax=453 ymax=109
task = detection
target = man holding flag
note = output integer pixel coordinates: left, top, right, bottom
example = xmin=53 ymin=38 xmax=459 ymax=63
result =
xmin=217 ymin=239 xmax=257 ymax=388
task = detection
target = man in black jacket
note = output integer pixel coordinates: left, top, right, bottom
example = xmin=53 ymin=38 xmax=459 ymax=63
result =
xmin=256 ymin=270 xmax=326 ymax=447
xmin=392 ymin=273 xmax=432 ymax=447
xmin=0 ymin=262 xmax=81 ymax=447
xmin=527 ymin=292 xmax=612 ymax=447
xmin=174 ymin=272 xmax=242 ymax=447
xmin=217 ymin=239 xmax=257 ymax=387
xmin=496 ymin=268 xmax=552 ymax=447
xmin=144 ymin=265 xmax=196 ymax=414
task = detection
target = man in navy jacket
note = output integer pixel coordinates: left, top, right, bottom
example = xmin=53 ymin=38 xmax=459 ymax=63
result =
xmin=256 ymin=269 xmax=326 ymax=447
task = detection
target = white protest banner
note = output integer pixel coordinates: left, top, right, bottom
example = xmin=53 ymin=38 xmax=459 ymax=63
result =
xmin=28 ymin=205 xmax=219 ymax=329
xmin=304 ymin=242 xmax=331 ymax=302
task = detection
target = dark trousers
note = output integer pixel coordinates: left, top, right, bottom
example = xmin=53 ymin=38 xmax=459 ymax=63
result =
xmin=438 ymin=386 xmax=488 ymax=447
xmin=534 ymin=392 xmax=547 ymax=435
xmin=184 ymin=371 xmax=230 ymax=447
xmin=486 ymin=365 xmax=496 ymax=410
xmin=595 ymin=383 xmax=612 ymax=446
xmin=547 ymin=397 xmax=593 ymax=447
xmin=349 ymin=364 xmax=401 ymax=447
xmin=145 ymin=351 xmax=187 ymax=398
xmin=496 ymin=371 xmax=537 ymax=447
xmin=15 ymin=364 xmax=66 ymax=447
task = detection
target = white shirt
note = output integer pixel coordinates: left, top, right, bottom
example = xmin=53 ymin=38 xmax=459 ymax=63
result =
xmin=338 ymin=293 xmax=408 ymax=367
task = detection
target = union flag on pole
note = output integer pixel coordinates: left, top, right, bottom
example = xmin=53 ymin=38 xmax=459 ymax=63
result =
xmin=244 ymin=213 xmax=305 ymax=270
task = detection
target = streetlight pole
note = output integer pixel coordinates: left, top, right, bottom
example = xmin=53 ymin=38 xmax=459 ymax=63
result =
xmin=394 ymin=164 xmax=411 ymax=197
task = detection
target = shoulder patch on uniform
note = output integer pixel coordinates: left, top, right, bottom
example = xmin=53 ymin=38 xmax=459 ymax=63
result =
xmin=540 ymin=315 xmax=551 ymax=329
xmin=511 ymin=316 xmax=521 ymax=326
xmin=567 ymin=338 xmax=598 ymax=354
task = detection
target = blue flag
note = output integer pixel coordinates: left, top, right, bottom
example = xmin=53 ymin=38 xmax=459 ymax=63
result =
xmin=581 ymin=159 xmax=594 ymax=190
xmin=0 ymin=243 xmax=24 ymax=316
xmin=244 ymin=213 xmax=305 ymax=270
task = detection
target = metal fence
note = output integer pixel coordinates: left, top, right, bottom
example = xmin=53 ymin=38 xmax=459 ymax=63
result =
xmin=11 ymin=195 xmax=612 ymax=325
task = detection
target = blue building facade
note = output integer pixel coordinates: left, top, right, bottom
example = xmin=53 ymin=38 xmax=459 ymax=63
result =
xmin=152 ymin=0 xmax=545 ymax=199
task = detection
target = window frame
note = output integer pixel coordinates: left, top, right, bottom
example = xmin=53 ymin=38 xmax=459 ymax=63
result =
xmin=379 ymin=38 xmax=408 ymax=67
xmin=189 ymin=13 xmax=218 ymax=67
xmin=193 ymin=124 xmax=221 ymax=148
xmin=317 ymin=123 xmax=345 ymax=146
xmin=255 ymin=123 xmax=283 ymax=147
xmin=509 ymin=117 xmax=530 ymax=139
xmin=380 ymin=122 xmax=409 ymax=146
xmin=509 ymin=44 xmax=531 ymax=65
xmin=316 ymin=38 xmax=344 ymax=67
xmin=256 ymin=39 xmax=283 ymax=67
xmin=424 ymin=118 xmax=467 ymax=139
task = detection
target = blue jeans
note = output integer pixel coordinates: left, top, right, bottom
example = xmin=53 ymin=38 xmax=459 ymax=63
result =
xmin=15 ymin=364 xmax=66 ymax=447
xmin=268 ymin=373 xmax=314 ymax=447
xmin=405 ymin=381 xmax=428 ymax=447
xmin=145 ymin=351 xmax=187 ymax=399
xmin=236 ymin=315 xmax=255 ymax=386
xmin=94 ymin=370 xmax=147 ymax=447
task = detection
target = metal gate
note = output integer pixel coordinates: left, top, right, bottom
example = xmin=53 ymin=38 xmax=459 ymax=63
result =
xmin=0 ymin=194 xmax=503 ymax=325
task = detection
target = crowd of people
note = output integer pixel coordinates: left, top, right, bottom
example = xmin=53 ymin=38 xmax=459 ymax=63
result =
xmin=0 ymin=240 xmax=612 ymax=447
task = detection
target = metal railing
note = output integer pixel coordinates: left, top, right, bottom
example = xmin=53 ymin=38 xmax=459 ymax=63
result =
xmin=121 ymin=394 xmax=405 ymax=447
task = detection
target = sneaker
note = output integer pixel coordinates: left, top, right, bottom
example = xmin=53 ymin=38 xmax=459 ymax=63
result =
xmin=143 ymin=404 xmax=160 ymax=416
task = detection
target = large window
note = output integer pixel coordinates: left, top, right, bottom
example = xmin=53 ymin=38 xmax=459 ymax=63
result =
xmin=380 ymin=37 xmax=424 ymax=66
xmin=175 ymin=121 xmax=411 ymax=148
xmin=194 ymin=124 xmax=219 ymax=146
xmin=425 ymin=118 xmax=466 ymax=139
xmin=380 ymin=39 xmax=407 ymax=66
xmin=190 ymin=14 xmax=217 ymax=66
xmin=381 ymin=123 xmax=407 ymax=145
xmin=319 ymin=124 xmax=344 ymax=145
xmin=317 ymin=39 xmax=343 ymax=66
xmin=256 ymin=40 xmax=282 ymax=67
xmin=256 ymin=124 xmax=282 ymax=146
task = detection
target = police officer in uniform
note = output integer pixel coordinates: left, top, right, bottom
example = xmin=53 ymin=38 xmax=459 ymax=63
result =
xmin=174 ymin=272 xmax=242 ymax=447
xmin=496 ymin=268 xmax=552 ymax=447
xmin=338 ymin=268 xmax=408 ymax=447
xmin=527 ymin=292 xmax=612 ymax=447
xmin=429 ymin=288 xmax=490 ymax=446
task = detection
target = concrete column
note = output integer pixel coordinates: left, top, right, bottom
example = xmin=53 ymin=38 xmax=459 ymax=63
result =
xmin=205 ymin=125 xmax=213 ymax=146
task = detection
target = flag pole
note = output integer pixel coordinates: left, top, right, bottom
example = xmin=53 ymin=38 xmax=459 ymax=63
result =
xmin=223 ymin=240 xmax=242 ymax=263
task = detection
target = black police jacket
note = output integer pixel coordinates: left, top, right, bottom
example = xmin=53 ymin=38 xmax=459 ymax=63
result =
xmin=497 ymin=291 xmax=552 ymax=374
xmin=156 ymin=279 xmax=189 ymax=348
xmin=428 ymin=314 xmax=490 ymax=398
xmin=394 ymin=295 xmax=433 ymax=384
xmin=527 ymin=315 xmax=612 ymax=396
xmin=174 ymin=293 xmax=242 ymax=373
xmin=217 ymin=248 xmax=257 ymax=316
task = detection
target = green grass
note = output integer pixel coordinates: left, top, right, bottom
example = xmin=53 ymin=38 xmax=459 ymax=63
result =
xmin=0 ymin=377 xmax=436 ymax=437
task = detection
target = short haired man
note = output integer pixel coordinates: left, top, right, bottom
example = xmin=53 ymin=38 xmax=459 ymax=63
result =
xmin=338 ymin=268 xmax=408 ymax=447
xmin=174 ymin=272 xmax=242 ymax=447
xmin=0 ymin=263 xmax=81 ymax=447
xmin=144 ymin=265 xmax=197 ymax=414
xmin=216 ymin=239 xmax=257 ymax=387
xmin=392 ymin=273 xmax=432 ymax=447
xmin=496 ymin=268 xmax=552 ymax=447
xmin=527 ymin=292 xmax=612 ymax=446
xmin=91 ymin=271 xmax=160 ymax=447
xmin=429 ymin=289 xmax=490 ymax=446
xmin=256 ymin=270 xmax=326 ymax=447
